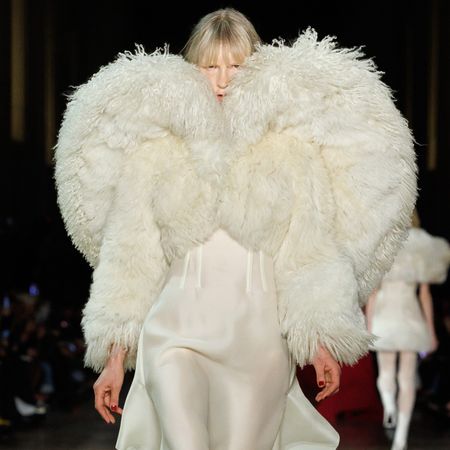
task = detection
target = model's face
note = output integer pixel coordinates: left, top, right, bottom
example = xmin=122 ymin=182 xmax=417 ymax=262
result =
xmin=198 ymin=46 xmax=244 ymax=103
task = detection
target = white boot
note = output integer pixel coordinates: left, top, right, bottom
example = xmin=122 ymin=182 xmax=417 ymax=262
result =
xmin=391 ymin=412 xmax=410 ymax=450
xmin=376 ymin=352 xmax=398 ymax=429
xmin=377 ymin=379 xmax=397 ymax=428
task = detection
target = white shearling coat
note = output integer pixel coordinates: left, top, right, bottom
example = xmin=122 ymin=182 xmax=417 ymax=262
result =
xmin=54 ymin=30 xmax=417 ymax=373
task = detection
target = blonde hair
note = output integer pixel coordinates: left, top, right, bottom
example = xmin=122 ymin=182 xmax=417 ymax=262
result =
xmin=182 ymin=8 xmax=261 ymax=66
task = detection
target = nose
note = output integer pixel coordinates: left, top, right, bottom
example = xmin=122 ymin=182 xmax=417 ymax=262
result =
xmin=217 ymin=68 xmax=230 ymax=89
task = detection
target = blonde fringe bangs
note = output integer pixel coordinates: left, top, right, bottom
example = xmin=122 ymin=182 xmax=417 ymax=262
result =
xmin=183 ymin=8 xmax=261 ymax=65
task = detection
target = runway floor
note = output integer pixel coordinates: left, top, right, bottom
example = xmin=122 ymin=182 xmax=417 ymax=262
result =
xmin=2 ymin=378 xmax=449 ymax=450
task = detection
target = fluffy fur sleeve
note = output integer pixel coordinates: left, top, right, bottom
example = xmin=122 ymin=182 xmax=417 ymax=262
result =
xmin=227 ymin=30 xmax=417 ymax=365
xmin=81 ymin=145 xmax=169 ymax=373
xmin=384 ymin=228 xmax=450 ymax=284
xmin=272 ymin=150 xmax=372 ymax=367
xmin=54 ymin=48 xmax=221 ymax=372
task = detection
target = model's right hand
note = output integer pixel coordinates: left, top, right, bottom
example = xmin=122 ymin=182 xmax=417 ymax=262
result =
xmin=93 ymin=354 xmax=125 ymax=424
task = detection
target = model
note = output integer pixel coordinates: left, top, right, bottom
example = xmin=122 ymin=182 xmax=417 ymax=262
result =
xmin=367 ymin=227 xmax=450 ymax=450
xmin=55 ymin=8 xmax=417 ymax=450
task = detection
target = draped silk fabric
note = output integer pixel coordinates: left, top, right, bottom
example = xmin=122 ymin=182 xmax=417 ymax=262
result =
xmin=116 ymin=229 xmax=339 ymax=450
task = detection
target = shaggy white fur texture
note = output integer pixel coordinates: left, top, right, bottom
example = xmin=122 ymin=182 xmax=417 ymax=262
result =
xmin=383 ymin=228 xmax=450 ymax=284
xmin=55 ymin=30 xmax=417 ymax=372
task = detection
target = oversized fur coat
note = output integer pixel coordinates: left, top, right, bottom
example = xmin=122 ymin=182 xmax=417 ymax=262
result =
xmin=54 ymin=30 xmax=417 ymax=373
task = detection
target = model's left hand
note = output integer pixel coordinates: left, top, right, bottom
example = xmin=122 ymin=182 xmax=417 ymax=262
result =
xmin=311 ymin=345 xmax=341 ymax=402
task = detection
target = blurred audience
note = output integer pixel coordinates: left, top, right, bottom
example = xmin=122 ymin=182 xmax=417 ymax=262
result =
xmin=0 ymin=285 xmax=93 ymax=435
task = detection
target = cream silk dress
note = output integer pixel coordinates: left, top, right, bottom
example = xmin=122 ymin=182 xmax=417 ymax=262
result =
xmin=115 ymin=228 xmax=339 ymax=450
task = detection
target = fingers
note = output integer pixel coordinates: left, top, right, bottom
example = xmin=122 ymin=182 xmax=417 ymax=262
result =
xmin=93 ymin=377 xmax=124 ymax=424
xmin=94 ymin=385 xmax=116 ymax=424
xmin=315 ymin=364 xmax=341 ymax=402
xmin=108 ymin=387 xmax=123 ymax=416
xmin=311 ymin=344 xmax=342 ymax=402
xmin=315 ymin=363 xmax=326 ymax=389
xmin=92 ymin=366 xmax=125 ymax=424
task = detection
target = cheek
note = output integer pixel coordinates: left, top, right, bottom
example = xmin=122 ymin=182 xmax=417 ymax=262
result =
xmin=199 ymin=69 xmax=216 ymax=90
xmin=205 ymin=73 xmax=217 ymax=89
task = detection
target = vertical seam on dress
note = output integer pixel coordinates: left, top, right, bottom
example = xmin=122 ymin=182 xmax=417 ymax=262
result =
xmin=179 ymin=251 xmax=191 ymax=289
xmin=259 ymin=250 xmax=268 ymax=292
xmin=196 ymin=245 xmax=203 ymax=288
xmin=246 ymin=250 xmax=253 ymax=293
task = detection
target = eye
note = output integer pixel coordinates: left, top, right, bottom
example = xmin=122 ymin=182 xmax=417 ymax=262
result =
xmin=232 ymin=64 xmax=240 ymax=69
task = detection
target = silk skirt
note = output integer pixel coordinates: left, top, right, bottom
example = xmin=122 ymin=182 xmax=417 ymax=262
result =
xmin=116 ymin=228 xmax=339 ymax=450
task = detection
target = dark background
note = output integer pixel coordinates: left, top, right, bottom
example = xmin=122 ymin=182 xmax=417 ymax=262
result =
xmin=1 ymin=0 xmax=449 ymax=305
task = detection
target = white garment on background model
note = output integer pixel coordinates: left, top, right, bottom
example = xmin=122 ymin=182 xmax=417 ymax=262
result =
xmin=371 ymin=281 xmax=431 ymax=352
xmin=116 ymin=229 xmax=339 ymax=450
xmin=370 ymin=228 xmax=450 ymax=450
xmin=371 ymin=228 xmax=450 ymax=353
